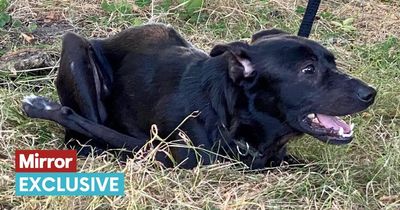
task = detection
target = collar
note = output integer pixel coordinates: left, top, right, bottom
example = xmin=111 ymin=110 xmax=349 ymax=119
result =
xmin=218 ymin=123 xmax=263 ymax=159
xmin=233 ymin=138 xmax=263 ymax=158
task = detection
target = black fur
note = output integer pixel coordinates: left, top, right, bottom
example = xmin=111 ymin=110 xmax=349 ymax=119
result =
xmin=22 ymin=24 xmax=376 ymax=169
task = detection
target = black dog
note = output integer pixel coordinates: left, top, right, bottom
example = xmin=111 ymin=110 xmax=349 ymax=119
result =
xmin=22 ymin=24 xmax=376 ymax=169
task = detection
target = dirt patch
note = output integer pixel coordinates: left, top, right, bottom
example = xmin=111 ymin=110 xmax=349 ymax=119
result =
xmin=338 ymin=1 xmax=400 ymax=44
xmin=1 ymin=7 xmax=70 ymax=73
xmin=2 ymin=20 xmax=74 ymax=46
xmin=0 ymin=49 xmax=58 ymax=74
xmin=32 ymin=21 xmax=74 ymax=43
xmin=268 ymin=0 xmax=399 ymax=43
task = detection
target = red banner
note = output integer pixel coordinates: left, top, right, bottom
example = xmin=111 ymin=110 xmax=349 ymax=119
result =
xmin=15 ymin=150 xmax=77 ymax=172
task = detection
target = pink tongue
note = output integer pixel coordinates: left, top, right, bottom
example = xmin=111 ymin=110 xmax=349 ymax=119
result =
xmin=316 ymin=114 xmax=351 ymax=133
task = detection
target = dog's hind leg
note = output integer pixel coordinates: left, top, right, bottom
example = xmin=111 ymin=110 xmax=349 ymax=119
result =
xmin=22 ymin=95 xmax=144 ymax=153
xmin=22 ymin=96 xmax=174 ymax=164
xmin=55 ymin=33 xmax=113 ymax=155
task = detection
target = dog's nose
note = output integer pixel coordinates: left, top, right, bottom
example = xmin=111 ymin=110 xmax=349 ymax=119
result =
xmin=357 ymin=86 xmax=376 ymax=103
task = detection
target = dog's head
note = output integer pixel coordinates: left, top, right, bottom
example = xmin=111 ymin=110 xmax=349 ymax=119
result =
xmin=210 ymin=29 xmax=376 ymax=145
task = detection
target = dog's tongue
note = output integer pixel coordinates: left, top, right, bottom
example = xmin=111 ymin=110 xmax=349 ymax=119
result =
xmin=316 ymin=114 xmax=351 ymax=133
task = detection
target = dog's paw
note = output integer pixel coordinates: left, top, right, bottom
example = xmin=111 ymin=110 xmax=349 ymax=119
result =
xmin=22 ymin=94 xmax=62 ymax=118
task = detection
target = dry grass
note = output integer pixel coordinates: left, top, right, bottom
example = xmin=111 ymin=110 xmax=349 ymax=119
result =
xmin=0 ymin=0 xmax=399 ymax=209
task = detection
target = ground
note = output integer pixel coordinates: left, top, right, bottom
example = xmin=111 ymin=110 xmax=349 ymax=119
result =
xmin=0 ymin=0 xmax=399 ymax=209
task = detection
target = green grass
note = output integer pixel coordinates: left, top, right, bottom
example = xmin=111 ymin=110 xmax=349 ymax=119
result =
xmin=0 ymin=0 xmax=399 ymax=209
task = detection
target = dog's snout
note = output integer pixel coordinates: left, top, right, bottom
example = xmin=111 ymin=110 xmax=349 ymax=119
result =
xmin=356 ymin=86 xmax=376 ymax=103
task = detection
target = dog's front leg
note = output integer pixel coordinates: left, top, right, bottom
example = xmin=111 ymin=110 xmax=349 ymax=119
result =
xmin=266 ymin=146 xmax=304 ymax=167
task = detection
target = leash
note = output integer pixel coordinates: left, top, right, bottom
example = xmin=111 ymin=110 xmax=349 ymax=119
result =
xmin=298 ymin=0 xmax=321 ymax=37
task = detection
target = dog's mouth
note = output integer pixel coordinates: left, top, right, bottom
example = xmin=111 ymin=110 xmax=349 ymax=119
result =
xmin=300 ymin=113 xmax=355 ymax=145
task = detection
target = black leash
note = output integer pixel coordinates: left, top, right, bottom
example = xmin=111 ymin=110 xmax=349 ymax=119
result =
xmin=298 ymin=0 xmax=321 ymax=37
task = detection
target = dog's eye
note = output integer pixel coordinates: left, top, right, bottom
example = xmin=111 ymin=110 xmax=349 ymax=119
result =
xmin=301 ymin=65 xmax=315 ymax=74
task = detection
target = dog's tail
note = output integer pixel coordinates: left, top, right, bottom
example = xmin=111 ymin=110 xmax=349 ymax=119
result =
xmin=22 ymin=95 xmax=145 ymax=150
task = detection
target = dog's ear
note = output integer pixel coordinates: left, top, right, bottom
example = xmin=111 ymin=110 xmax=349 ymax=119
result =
xmin=251 ymin=29 xmax=288 ymax=43
xmin=210 ymin=41 xmax=255 ymax=83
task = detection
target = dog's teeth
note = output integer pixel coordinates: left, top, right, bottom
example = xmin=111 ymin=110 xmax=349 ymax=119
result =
xmin=342 ymin=130 xmax=354 ymax=138
xmin=307 ymin=113 xmax=315 ymax=119
xmin=350 ymin=123 xmax=355 ymax=131
xmin=312 ymin=118 xmax=320 ymax=124
xmin=338 ymin=127 xmax=344 ymax=136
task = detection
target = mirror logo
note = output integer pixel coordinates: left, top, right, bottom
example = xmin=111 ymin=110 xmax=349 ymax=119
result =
xmin=15 ymin=150 xmax=124 ymax=196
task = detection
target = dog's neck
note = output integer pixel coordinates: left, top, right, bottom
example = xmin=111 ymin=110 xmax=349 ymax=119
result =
xmin=200 ymin=54 xmax=296 ymax=156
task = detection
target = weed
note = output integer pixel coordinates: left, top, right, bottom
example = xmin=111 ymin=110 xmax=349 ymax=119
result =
xmin=331 ymin=18 xmax=357 ymax=33
xmin=178 ymin=0 xmax=204 ymax=22
xmin=0 ymin=0 xmax=10 ymax=28
xmin=101 ymin=0 xmax=133 ymax=15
